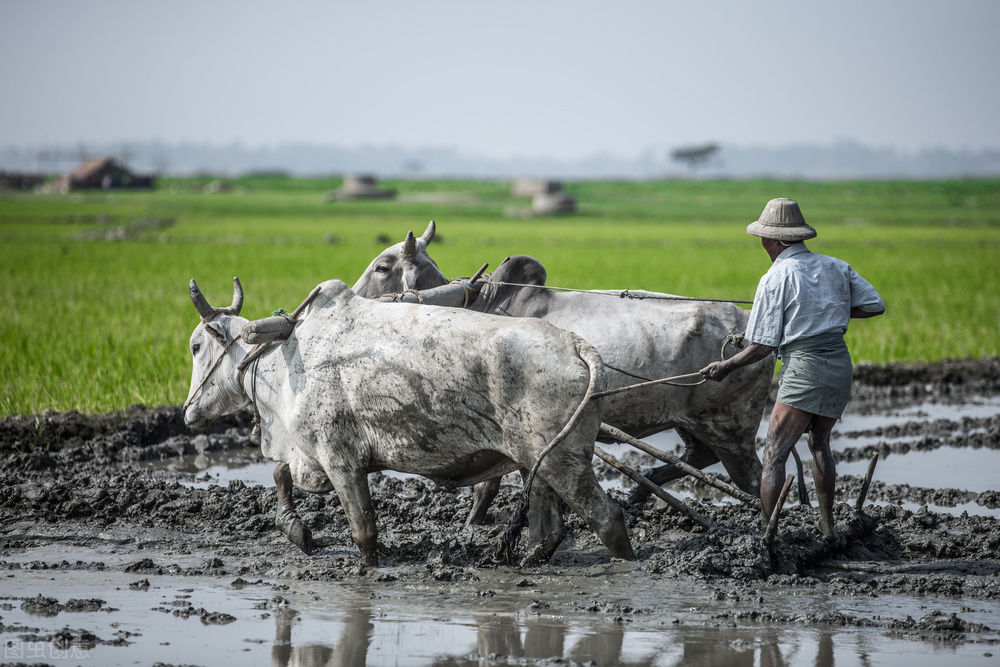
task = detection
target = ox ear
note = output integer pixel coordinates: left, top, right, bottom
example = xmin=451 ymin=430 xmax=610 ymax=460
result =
xmin=421 ymin=220 xmax=435 ymax=245
xmin=401 ymin=231 xmax=417 ymax=258
xmin=204 ymin=320 xmax=227 ymax=344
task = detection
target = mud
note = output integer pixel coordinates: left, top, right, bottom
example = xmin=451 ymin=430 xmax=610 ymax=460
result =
xmin=1 ymin=357 xmax=999 ymax=665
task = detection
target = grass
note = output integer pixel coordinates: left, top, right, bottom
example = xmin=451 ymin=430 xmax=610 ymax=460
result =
xmin=1 ymin=176 xmax=998 ymax=416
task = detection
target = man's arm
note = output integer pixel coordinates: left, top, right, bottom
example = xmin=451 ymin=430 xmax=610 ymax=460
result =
xmin=850 ymin=305 xmax=885 ymax=319
xmin=700 ymin=341 xmax=776 ymax=382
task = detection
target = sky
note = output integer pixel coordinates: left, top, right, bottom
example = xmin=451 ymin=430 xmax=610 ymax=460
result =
xmin=1 ymin=0 xmax=998 ymax=161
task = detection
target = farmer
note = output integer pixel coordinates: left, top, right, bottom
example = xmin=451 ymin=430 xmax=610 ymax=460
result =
xmin=700 ymin=198 xmax=885 ymax=541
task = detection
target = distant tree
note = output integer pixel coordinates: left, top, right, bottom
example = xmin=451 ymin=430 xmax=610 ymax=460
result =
xmin=671 ymin=143 xmax=720 ymax=175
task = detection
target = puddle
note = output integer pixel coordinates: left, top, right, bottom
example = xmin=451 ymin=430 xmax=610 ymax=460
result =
xmin=836 ymin=394 xmax=1000 ymax=432
xmin=2 ymin=555 xmax=998 ymax=667
xmin=837 ymin=446 xmax=1000 ymax=494
xmin=137 ymin=451 xmax=275 ymax=489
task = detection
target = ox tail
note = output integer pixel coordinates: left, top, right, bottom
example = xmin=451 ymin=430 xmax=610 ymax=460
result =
xmin=487 ymin=341 xmax=604 ymax=567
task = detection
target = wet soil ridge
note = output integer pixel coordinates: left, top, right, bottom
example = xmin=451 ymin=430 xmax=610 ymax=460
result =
xmin=1 ymin=357 xmax=1000 ymax=644
xmin=852 ymin=357 xmax=1000 ymax=388
xmin=848 ymin=356 xmax=1000 ymax=410
xmin=710 ymin=608 xmax=992 ymax=643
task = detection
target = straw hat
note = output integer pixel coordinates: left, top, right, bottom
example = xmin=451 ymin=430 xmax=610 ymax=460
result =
xmin=746 ymin=198 xmax=817 ymax=241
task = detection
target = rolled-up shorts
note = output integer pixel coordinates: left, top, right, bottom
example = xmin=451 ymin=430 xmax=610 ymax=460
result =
xmin=777 ymin=330 xmax=853 ymax=419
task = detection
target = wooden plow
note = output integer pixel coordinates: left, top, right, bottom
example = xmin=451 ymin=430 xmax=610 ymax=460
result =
xmin=597 ymin=423 xmax=882 ymax=550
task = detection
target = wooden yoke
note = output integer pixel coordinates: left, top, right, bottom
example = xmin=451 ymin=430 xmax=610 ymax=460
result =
xmin=237 ymin=285 xmax=322 ymax=373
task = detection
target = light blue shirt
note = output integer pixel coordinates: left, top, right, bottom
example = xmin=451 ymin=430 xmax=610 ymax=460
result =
xmin=745 ymin=243 xmax=884 ymax=350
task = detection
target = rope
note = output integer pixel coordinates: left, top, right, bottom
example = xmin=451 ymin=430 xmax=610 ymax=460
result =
xmin=724 ymin=332 xmax=746 ymax=352
xmin=250 ymin=356 xmax=262 ymax=437
xmin=382 ymin=289 xmax=424 ymax=304
xmin=485 ymin=280 xmax=753 ymax=305
xmin=604 ymin=362 xmax=655 ymax=382
xmin=592 ymin=330 xmax=748 ymax=396
xmin=458 ymin=279 xmax=475 ymax=308
xmin=182 ymin=335 xmax=241 ymax=413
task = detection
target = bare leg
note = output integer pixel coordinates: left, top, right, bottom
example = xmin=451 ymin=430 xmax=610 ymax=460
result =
xmin=806 ymin=415 xmax=839 ymax=539
xmin=760 ymin=402 xmax=812 ymax=532
xmin=273 ymin=463 xmax=316 ymax=555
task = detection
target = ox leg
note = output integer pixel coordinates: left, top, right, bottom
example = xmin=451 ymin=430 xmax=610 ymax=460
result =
xmin=325 ymin=466 xmax=379 ymax=567
xmin=522 ymin=479 xmax=567 ymax=566
xmin=625 ymin=430 xmax=721 ymax=506
xmin=710 ymin=429 xmax=764 ymax=498
xmin=537 ymin=442 xmax=634 ymax=561
xmin=273 ymin=463 xmax=316 ymax=555
xmin=467 ymin=478 xmax=501 ymax=526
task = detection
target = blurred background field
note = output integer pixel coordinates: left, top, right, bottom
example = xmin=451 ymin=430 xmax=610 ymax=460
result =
xmin=1 ymin=176 xmax=998 ymax=416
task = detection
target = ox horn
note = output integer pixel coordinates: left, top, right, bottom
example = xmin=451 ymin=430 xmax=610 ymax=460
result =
xmin=421 ymin=220 xmax=436 ymax=245
xmin=401 ymin=230 xmax=417 ymax=258
xmin=222 ymin=276 xmax=243 ymax=315
xmin=190 ymin=279 xmax=216 ymax=320
xmin=190 ymin=277 xmax=243 ymax=320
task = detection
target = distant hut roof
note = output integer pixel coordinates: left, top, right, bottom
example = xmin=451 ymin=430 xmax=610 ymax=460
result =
xmin=53 ymin=156 xmax=155 ymax=193
xmin=531 ymin=191 xmax=577 ymax=215
xmin=512 ymin=179 xmax=564 ymax=197
xmin=330 ymin=174 xmax=396 ymax=200
xmin=67 ymin=157 xmax=121 ymax=180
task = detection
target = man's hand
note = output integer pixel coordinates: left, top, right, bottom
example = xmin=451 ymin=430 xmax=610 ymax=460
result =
xmin=701 ymin=341 xmax=776 ymax=383
xmin=700 ymin=360 xmax=732 ymax=382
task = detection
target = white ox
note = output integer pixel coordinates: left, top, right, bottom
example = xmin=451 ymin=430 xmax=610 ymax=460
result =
xmin=182 ymin=277 xmax=634 ymax=566
xmin=352 ymin=222 xmax=774 ymax=519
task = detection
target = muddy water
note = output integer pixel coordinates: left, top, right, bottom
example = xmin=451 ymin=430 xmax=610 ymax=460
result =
xmin=2 ymin=358 xmax=1000 ymax=666
xmin=3 ymin=548 xmax=999 ymax=666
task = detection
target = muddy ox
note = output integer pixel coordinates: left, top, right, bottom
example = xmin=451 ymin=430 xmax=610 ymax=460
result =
xmin=353 ymin=223 xmax=774 ymax=518
xmin=182 ymin=277 xmax=633 ymax=566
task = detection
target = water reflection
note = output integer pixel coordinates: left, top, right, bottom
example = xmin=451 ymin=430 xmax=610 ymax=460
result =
xmin=667 ymin=630 xmax=842 ymax=667
xmin=271 ymin=607 xmax=373 ymax=667
xmin=431 ymin=615 xmax=652 ymax=666
xmin=268 ymin=595 xmax=851 ymax=667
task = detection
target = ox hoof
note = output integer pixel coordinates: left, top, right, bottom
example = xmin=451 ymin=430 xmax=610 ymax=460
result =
xmin=276 ymin=512 xmax=316 ymax=555
xmin=521 ymin=532 xmax=563 ymax=567
xmin=624 ymin=485 xmax=652 ymax=510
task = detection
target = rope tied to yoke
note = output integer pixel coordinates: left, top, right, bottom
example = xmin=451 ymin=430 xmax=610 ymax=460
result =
xmin=486 ymin=280 xmax=753 ymax=305
xmin=600 ymin=329 xmax=747 ymax=390
xmin=386 ymin=289 xmax=424 ymax=304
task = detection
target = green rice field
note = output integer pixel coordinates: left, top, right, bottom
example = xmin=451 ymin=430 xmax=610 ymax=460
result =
xmin=1 ymin=176 xmax=998 ymax=416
